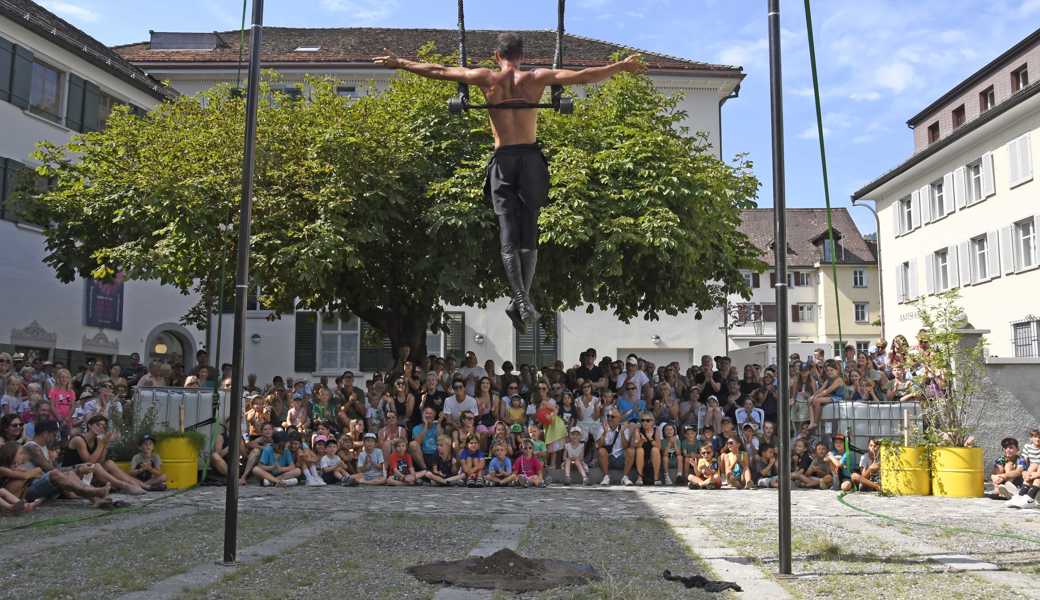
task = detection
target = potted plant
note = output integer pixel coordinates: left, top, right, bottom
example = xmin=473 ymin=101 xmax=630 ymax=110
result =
xmin=151 ymin=429 xmax=207 ymax=490
xmin=906 ymin=291 xmax=987 ymax=497
xmin=107 ymin=403 xmax=158 ymax=472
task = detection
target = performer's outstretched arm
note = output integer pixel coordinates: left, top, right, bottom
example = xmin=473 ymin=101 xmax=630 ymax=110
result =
xmin=374 ymin=49 xmax=494 ymax=85
xmin=532 ymin=54 xmax=646 ymax=86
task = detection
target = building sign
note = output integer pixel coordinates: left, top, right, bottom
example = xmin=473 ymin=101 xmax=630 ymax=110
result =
xmin=85 ymin=277 xmax=124 ymax=330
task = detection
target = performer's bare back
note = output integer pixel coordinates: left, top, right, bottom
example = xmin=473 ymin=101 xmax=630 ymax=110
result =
xmin=478 ymin=68 xmax=544 ymax=148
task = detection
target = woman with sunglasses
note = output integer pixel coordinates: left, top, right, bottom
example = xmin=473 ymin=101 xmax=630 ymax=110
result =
xmin=390 ymin=378 xmax=416 ymax=429
xmin=633 ymin=412 xmax=662 ymax=486
xmin=1 ymin=414 xmax=26 ymax=444
xmin=498 ymin=380 xmax=522 ymax=421
xmin=720 ymin=436 xmax=752 ymax=489
xmin=452 ymin=411 xmax=480 ymax=454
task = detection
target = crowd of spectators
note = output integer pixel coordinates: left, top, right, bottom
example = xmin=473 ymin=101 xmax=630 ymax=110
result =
xmin=1 ymin=332 xmax=1038 ymax=514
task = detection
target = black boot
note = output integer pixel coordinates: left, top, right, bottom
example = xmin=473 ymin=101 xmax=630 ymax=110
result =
xmin=518 ymin=249 xmax=540 ymax=324
xmin=501 ymin=252 xmax=528 ymax=333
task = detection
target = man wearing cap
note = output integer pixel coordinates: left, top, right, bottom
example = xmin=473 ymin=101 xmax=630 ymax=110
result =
xmin=616 ymin=354 xmax=650 ymax=405
xmin=574 ymin=349 xmax=606 ymax=392
xmin=21 ymin=420 xmax=114 ymax=507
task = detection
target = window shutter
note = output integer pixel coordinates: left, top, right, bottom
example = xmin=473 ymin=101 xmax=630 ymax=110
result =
xmin=987 ymin=230 xmax=1001 ymax=280
xmin=893 ymin=201 xmax=902 ymax=235
xmin=0 ymin=159 xmax=7 ymax=220
xmin=910 ymin=190 xmax=921 ymax=229
xmin=981 ymin=152 xmax=996 ymax=197
xmin=924 ymin=253 xmax=935 ymax=295
xmin=10 ymin=45 xmax=33 ymax=109
xmin=1001 ymin=225 xmax=1017 ymax=275
xmin=0 ymin=36 xmax=13 ymax=102
xmin=953 ymin=167 xmax=967 ymax=210
xmin=948 ymin=245 xmax=960 ymax=288
xmin=762 ymin=304 xmax=778 ymax=322
xmin=909 ymin=258 xmax=919 ymax=298
xmin=769 ymin=272 xmax=776 ymax=287
xmin=896 ymin=265 xmax=906 ymax=303
xmin=958 ymin=241 xmax=972 ymax=285
xmin=942 ymin=172 xmax=955 ymax=214
xmin=1020 ymin=133 xmax=1033 ymax=183
xmin=293 ymin=311 xmax=317 ymax=373
xmin=1009 ymin=138 xmax=1022 ymax=185
xmin=66 ymin=74 xmax=85 ymax=132
xmin=791 ymin=304 xmax=800 ymax=323
xmin=82 ymin=81 xmax=101 ymax=132
xmin=919 ymin=185 xmax=932 ymax=224
xmin=443 ymin=311 xmax=465 ymax=363
xmin=751 ymin=272 xmax=760 ymax=288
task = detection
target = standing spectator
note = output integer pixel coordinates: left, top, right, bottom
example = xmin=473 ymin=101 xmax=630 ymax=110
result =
xmin=616 ymin=355 xmax=651 ymax=404
xmin=442 ymin=379 xmax=478 ymax=428
xmin=457 ymin=351 xmax=487 ymax=397
xmin=574 ymin=349 xmax=607 ymax=392
xmin=136 ymin=361 xmax=167 ymax=388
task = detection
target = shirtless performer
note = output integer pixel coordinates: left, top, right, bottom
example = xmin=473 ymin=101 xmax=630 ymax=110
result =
xmin=375 ymin=34 xmax=644 ymax=332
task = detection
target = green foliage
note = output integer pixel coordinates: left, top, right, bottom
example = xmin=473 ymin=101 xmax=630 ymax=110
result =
xmin=152 ymin=429 xmax=207 ymax=451
xmin=907 ymin=291 xmax=988 ymax=447
xmin=32 ymin=59 xmax=762 ymax=355
xmin=108 ymin=403 xmax=157 ymax=461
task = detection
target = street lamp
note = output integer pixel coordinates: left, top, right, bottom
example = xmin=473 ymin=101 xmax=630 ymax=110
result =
xmin=851 ymin=198 xmax=885 ymax=341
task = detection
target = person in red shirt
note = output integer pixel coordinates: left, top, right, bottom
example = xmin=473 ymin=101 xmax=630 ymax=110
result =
xmin=513 ymin=438 xmax=545 ymax=488
xmin=387 ymin=438 xmax=424 ymax=485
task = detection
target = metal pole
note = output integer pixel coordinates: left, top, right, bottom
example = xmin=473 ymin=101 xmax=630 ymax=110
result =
xmin=768 ymin=0 xmax=793 ymax=576
xmin=852 ymin=199 xmax=885 ymax=340
xmin=223 ymin=0 xmax=263 ymax=566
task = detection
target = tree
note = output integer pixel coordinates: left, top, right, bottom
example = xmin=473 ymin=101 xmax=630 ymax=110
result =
xmin=33 ymin=54 xmax=763 ymax=365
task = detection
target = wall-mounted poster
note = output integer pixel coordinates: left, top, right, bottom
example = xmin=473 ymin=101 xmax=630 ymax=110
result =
xmin=85 ymin=276 xmax=124 ymax=330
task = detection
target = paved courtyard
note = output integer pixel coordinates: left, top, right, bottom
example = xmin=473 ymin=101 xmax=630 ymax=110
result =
xmin=2 ymin=483 xmax=1039 ymax=599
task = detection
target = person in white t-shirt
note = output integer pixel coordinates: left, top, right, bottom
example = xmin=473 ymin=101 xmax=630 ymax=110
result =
xmin=442 ymin=379 xmax=478 ymax=427
xmin=615 ymin=355 xmax=650 ymax=403
xmin=456 ymin=351 xmax=487 ymax=397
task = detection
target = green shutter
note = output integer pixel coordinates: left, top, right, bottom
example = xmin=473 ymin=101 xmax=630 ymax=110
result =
xmin=515 ymin=314 xmax=557 ymax=370
xmin=359 ymin=320 xmax=393 ymax=372
xmin=66 ymin=74 xmax=85 ymax=132
xmin=0 ymin=37 xmax=13 ymax=102
xmin=10 ymin=46 xmax=33 ymax=109
xmin=294 ymin=311 xmax=317 ymax=373
xmin=0 ymin=159 xmax=8 ymax=220
xmin=82 ymin=81 xmax=101 ymax=132
xmin=2 ymin=159 xmax=24 ymax=221
xmin=443 ymin=311 xmax=466 ymax=363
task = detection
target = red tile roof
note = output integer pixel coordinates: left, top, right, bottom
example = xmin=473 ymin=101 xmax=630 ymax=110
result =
xmin=739 ymin=208 xmax=875 ymax=268
xmin=113 ymin=27 xmax=744 ymax=76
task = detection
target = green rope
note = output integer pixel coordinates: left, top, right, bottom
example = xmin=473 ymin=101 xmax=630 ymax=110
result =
xmin=235 ymin=0 xmax=248 ymax=89
xmin=0 ymin=485 xmax=196 ymax=535
xmin=837 ymin=492 xmax=1040 ymax=546
xmin=803 ymin=0 xmax=843 ymax=353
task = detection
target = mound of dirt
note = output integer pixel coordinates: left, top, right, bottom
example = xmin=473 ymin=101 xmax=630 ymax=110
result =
xmin=407 ymin=548 xmax=599 ymax=592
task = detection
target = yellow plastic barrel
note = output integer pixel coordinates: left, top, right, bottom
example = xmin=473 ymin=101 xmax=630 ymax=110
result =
xmin=880 ymin=446 xmax=931 ymax=496
xmin=157 ymin=436 xmax=199 ymax=489
xmin=931 ymin=447 xmax=984 ymax=497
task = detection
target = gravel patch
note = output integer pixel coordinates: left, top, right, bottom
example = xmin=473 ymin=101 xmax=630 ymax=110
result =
xmin=181 ymin=513 xmax=486 ymax=600
xmin=509 ymin=517 xmax=726 ymax=600
xmin=711 ymin=517 xmax=988 ymax=600
xmin=0 ymin=509 xmax=310 ymax=599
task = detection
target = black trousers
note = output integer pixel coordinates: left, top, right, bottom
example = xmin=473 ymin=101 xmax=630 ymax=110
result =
xmin=483 ymin=143 xmax=549 ymax=253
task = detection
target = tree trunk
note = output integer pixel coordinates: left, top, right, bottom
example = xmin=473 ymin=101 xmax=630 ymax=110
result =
xmin=382 ymin=313 xmax=429 ymax=369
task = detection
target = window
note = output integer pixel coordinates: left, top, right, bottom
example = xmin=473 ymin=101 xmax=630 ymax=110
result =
xmin=1017 ymin=218 xmax=1037 ymax=269
xmin=97 ymin=92 xmax=118 ymax=130
xmin=28 ymin=59 xmax=63 ymax=123
xmin=966 ymin=160 xmax=983 ymax=204
xmin=933 ymin=249 xmax=950 ymax=291
xmin=792 ymin=303 xmax=814 ymax=323
xmin=971 ymin=235 xmax=989 ymax=281
xmin=927 ymin=122 xmax=940 ymax=144
xmin=1012 ymin=64 xmax=1029 ymax=93
xmin=832 ymin=342 xmax=842 ymax=358
xmin=319 ymin=313 xmax=360 ymax=371
xmin=852 ymin=269 xmax=866 ymax=288
xmin=856 ymin=341 xmax=871 ymax=353
xmin=822 ymin=239 xmax=837 ymax=262
xmin=854 ymin=303 xmax=868 ymax=323
xmin=979 ymin=86 xmax=995 ymax=112
xmin=789 ymin=272 xmax=810 ymax=287
xmin=1013 ymin=321 xmax=1039 ymax=358
xmin=899 ymin=196 xmax=913 ymax=233
xmin=929 ymin=179 xmax=945 ymax=218
xmin=516 ymin=314 xmax=558 ymax=369
xmin=898 ymin=261 xmax=912 ymax=302
xmin=952 ymin=104 xmax=966 ymax=129
xmin=742 ymin=271 xmax=760 ymax=289
xmin=336 ymin=85 xmax=359 ymax=99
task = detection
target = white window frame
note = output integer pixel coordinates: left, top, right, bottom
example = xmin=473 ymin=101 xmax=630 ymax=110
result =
xmin=929 ymin=179 xmax=945 ymax=219
xmin=971 ymin=235 xmax=989 ymax=282
xmin=898 ymin=196 xmax=913 ymax=235
xmin=856 ymin=341 xmax=871 ymax=353
xmin=852 ymin=269 xmax=866 ymax=288
xmin=934 ymin=249 xmax=950 ymax=292
xmin=966 ymin=160 xmax=983 ymax=205
xmin=854 ymin=302 xmax=869 ymax=323
xmin=1017 ymin=218 xmax=1037 ymax=270
xmin=28 ymin=58 xmax=65 ymax=124
xmin=318 ymin=313 xmax=361 ymax=373
xmin=796 ymin=303 xmax=814 ymax=322
xmin=980 ymin=86 xmax=995 ymax=112
xmin=1012 ymin=64 xmax=1029 ymax=93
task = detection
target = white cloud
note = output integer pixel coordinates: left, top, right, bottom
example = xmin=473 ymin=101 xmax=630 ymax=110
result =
xmin=798 ymin=125 xmax=828 ymax=140
xmin=1021 ymin=0 xmax=1040 ymax=15
xmin=717 ymin=38 xmax=767 ymax=68
xmin=849 ymin=91 xmax=881 ymax=101
xmin=320 ymin=0 xmax=398 ymax=23
xmin=38 ymin=0 xmax=98 ymax=23
xmin=577 ymin=0 xmax=612 ymax=7
xmin=874 ymin=62 xmax=915 ymax=93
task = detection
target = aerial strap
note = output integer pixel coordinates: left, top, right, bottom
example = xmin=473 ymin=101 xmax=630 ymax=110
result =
xmin=803 ymin=0 xmax=844 ymax=353
xmin=551 ymin=0 xmax=565 ymax=103
xmin=456 ymin=0 xmax=469 ymax=104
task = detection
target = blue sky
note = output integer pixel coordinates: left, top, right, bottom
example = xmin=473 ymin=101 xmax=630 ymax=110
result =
xmin=40 ymin=0 xmax=1040 ymax=234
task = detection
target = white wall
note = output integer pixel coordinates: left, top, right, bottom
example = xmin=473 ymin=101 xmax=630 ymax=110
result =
xmin=871 ymin=95 xmax=1040 ymax=357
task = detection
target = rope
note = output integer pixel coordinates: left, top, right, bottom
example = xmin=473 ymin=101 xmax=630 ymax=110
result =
xmin=837 ymin=492 xmax=1040 ymax=546
xmin=456 ymin=0 xmax=469 ymax=102
xmin=235 ymin=0 xmax=248 ymax=89
xmin=803 ymin=0 xmax=843 ymax=353
xmin=551 ymin=0 xmax=565 ymax=103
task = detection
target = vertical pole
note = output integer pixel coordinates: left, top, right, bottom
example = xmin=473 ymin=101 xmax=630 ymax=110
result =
xmin=223 ymin=0 xmax=263 ymax=566
xmin=768 ymin=0 xmax=793 ymax=576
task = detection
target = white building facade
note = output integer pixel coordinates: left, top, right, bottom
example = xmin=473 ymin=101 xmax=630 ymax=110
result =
xmin=853 ymin=28 xmax=1040 ymax=358
xmin=114 ymin=27 xmax=746 ymax=379
xmin=0 ymin=1 xmax=202 ymax=371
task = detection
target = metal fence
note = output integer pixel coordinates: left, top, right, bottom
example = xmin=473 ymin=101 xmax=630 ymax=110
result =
xmin=133 ymin=387 xmax=233 ymax=448
xmin=819 ymin=400 xmax=921 ymax=452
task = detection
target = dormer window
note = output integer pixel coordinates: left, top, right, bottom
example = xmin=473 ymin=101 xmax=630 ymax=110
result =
xmin=811 ymin=228 xmax=844 ymax=263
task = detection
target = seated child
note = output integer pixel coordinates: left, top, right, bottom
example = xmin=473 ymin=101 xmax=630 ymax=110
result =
xmin=993 ymin=436 xmax=1028 ymax=498
xmin=680 ymin=426 xmax=699 ymax=481
xmin=753 ymin=442 xmax=779 ymax=488
xmin=687 ymin=443 xmax=721 ymax=490
xmin=254 ymin=431 xmax=302 ymax=487
xmin=423 ymin=435 xmax=462 ymax=486
xmin=488 ymin=421 xmax=515 ymax=459
xmin=513 ymin=438 xmax=545 ymax=487
xmin=796 ymin=441 xmax=834 ymax=490
xmin=527 ymin=424 xmax=548 ymax=465
xmin=387 ymin=438 xmax=421 ymax=486
xmin=290 ymin=431 xmax=325 ymax=487
xmin=319 ymin=439 xmax=350 ymax=484
xmin=505 ymin=394 xmax=527 ymax=428
xmin=720 ymin=436 xmax=751 ymax=489
xmin=791 ymin=438 xmax=813 ymax=487
xmin=660 ymin=423 xmax=682 ymax=486
xmin=130 ymin=434 xmax=167 ymax=491
xmin=348 ymin=432 xmax=386 ymax=486
xmin=561 ymin=427 xmax=589 ymax=485
xmin=1009 ymin=429 xmax=1040 ymax=507
xmin=827 ymin=433 xmax=853 ymax=492
xmin=485 ymin=443 xmax=517 ymax=487
xmin=459 ymin=434 xmax=486 ymax=487
xmin=850 ymin=438 xmax=881 ymax=493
